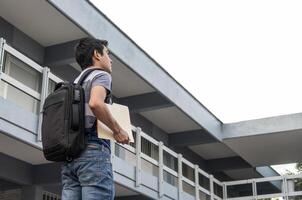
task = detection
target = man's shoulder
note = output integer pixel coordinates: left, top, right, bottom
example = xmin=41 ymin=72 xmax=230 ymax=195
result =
xmin=74 ymin=68 xmax=111 ymax=85
xmin=88 ymin=70 xmax=111 ymax=80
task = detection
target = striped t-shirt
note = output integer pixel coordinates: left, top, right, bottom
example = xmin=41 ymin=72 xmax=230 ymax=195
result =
xmin=74 ymin=67 xmax=112 ymax=150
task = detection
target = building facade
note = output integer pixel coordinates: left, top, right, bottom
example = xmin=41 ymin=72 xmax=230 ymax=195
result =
xmin=1 ymin=0 xmax=302 ymax=200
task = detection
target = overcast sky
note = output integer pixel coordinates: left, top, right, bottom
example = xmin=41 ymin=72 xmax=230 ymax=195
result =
xmin=272 ymin=163 xmax=298 ymax=175
xmin=90 ymin=0 xmax=302 ymax=123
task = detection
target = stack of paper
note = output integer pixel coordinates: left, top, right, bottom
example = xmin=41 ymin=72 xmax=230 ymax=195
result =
xmin=97 ymin=103 xmax=134 ymax=143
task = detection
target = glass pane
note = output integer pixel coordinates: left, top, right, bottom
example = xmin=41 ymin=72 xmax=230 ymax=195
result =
xmin=141 ymin=137 xmax=158 ymax=161
xmin=0 ymin=80 xmax=40 ymax=114
xmin=183 ymin=181 xmax=195 ymax=196
xmin=163 ymin=150 xmax=177 ymax=172
xmin=227 ymin=183 xmax=253 ymax=198
xmin=257 ymin=180 xmax=283 ymax=195
xmin=214 ymin=183 xmax=223 ymax=198
xmin=289 ymin=196 xmax=302 ymax=200
xmin=163 ymin=170 xmax=177 ymax=186
xmin=182 ymin=163 xmax=194 ymax=182
xmin=199 ymin=191 xmax=211 ymax=200
xmin=3 ymin=53 xmax=42 ymax=93
xmin=129 ymin=130 xmax=136 ymax=149
xmin=114 ymin=144 xmax=136 ymax=166
xmin=48 ymin=79 xmax=56 ymax=95
xmin=141 ymin=157 xmax=158 ymax=177
xmin=199 ymin=174 xmax=210 ymax=191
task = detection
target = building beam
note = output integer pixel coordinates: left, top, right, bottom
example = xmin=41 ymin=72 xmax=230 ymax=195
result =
xmin=0 ymin=179 xmax=21 ymax=191
xmin=206 ymin=156 xmax=251 ymax=173
xmin=256 ymin=166 xmax=281 ymax=190
xmin=172 ymin=146 xmax=207 ymax=169
xmin=0 ymin=153 xmax=34 ymax=185
xmin=116 ymin=92 xmax=173 ymax=113
xmin=256 ymin=166 xmax=279 ymax=178
xmin=212 ymin=172 xmax=233 ymax=182
xmin=223 ymin=112 xmax=302 ymax=139
xmin=48 ymin=64 xmax=80 ymax=82
xmin=0 ymin=154 xmax=62 ymax=186
xmin=169 ymin=130 xmax=217 ymax=147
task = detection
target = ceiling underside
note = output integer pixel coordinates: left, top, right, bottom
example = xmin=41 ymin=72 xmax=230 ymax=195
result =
xmin=110 ymin=56 xmax=155 ymax=98
xmin=224 ymin=129 xmax=302 ymax=167
xmin=141 ymin=106 xmax=201 ymax=133
xmin=224 ymin=168 xmax=262 ymax=180
xmin=0 ymin=0 xmax=86 ymax=46
xmin=189 ymin=142 xmax=237 ymax=160
xmin=0 ymin=132 xmax=49 ymax=165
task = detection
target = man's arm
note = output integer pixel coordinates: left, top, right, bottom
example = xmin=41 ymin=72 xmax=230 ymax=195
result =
xmin=89 ymin=85 xmax=129 ymax=144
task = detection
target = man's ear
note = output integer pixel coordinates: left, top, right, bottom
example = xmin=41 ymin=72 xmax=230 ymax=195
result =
xmin=93 ymin=50 xmax=101 ymax=61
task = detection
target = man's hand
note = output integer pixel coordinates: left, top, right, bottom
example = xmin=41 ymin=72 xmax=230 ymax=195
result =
xmin=113 ymin=129 xmax=130 ymax=144
xmin=90 ymin=85 xmax=130 ymax=145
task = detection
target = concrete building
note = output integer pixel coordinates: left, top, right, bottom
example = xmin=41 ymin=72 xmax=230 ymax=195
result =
xmin=0 ymin=0 xmax=302 ymax=199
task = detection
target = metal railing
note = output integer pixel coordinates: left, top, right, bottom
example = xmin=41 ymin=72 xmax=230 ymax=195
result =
xmin=110 ymin=125 xmax=221 ymax=200
xmin=223 ymin=174 xmax=302 ymax=200
xmin=1 ymin=37 xmax=302 ymax=200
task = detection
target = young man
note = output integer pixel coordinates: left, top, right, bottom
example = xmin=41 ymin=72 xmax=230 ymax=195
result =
xmin=61 ymin=38 xmax=129 ymax=200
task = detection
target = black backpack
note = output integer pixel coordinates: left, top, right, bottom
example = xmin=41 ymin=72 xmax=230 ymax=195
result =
xmin=41 ymin=68 xmax=98 ymax=162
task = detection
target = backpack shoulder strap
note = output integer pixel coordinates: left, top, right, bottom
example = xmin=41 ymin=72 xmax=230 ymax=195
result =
xmin=76 ymin=68 xmax=102 ymax=86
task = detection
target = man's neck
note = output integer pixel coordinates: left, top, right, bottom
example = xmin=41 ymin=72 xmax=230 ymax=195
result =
xmin=86 ymin=65 xmax=111 ymax=74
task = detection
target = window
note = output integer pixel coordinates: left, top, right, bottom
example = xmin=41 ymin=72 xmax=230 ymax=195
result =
xmin=0 ymin=53 xmax=42 ymax=114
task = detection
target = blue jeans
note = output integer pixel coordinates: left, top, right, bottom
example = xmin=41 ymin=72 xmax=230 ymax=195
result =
xmin=61 ymin=143 xmax=114 ymax=200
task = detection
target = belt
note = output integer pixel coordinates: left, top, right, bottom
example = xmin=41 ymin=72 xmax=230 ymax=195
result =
xmin=87 ymin=144 xmax=98 ymax=148
xmin=86 ymin=143 xmax=110 ymax=153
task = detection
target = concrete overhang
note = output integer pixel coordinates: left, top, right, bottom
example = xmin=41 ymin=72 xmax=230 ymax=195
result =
xmin=222 ymin=113 xmax=302 ymax=166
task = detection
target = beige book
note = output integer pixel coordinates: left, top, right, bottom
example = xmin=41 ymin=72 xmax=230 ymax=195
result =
xmin=97 ymin=103 xmax=134 ymax=143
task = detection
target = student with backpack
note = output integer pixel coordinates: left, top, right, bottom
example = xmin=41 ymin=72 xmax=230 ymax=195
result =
xmin=43 ymin=37 xmax=129 ymax=200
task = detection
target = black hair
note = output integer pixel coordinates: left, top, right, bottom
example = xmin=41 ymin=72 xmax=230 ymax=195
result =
xmin=75 ymin=37 xmax=108 ymax=70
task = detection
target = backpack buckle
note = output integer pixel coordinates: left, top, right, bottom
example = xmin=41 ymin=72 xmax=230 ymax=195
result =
xmin=66 ymin=156 xmax=73 ymax=162
xmin=73 ymin=89 xmax=80 ymax=102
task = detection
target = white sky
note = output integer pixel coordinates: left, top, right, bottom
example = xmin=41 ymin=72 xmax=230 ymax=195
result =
xmin=90 ymin=0 xmax=302 ymax=123
xmin=272 ymin=163 xmax=298 ymax=175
